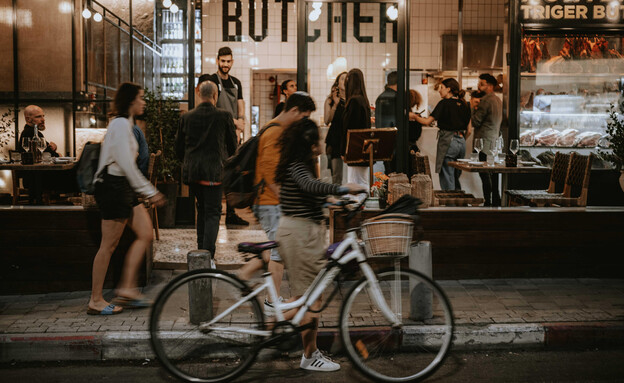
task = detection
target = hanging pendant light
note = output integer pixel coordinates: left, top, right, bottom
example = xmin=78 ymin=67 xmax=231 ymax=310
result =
xmin=93 ymin=12 xmax=102 ymax=22
xmin=170 ymin=3 xmax=179 ymax=13
xmin=163 ymin=0 xmax=172 ymax=8
xmin=82 ymin=8 xmax=92 ymax=19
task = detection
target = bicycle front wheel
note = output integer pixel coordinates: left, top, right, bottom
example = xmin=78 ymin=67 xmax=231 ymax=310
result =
xmin=340 ymin=268 xmax=454 ymax=383
xmin=150 ymin=269 xmax=265 ymax=383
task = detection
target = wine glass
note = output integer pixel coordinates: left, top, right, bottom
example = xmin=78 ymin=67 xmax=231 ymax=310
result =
xmin=36 ymin=137 xmax=47 ymax=154
xmin=473 ymin=138 xmax=483 ymax=161
xmin=21 ymin=137 xmax=30 ymax=152
xmin=509 ymin=139 xmax=519 ymax=155
xmin=488 ymin=141 xmax=499 ymax=167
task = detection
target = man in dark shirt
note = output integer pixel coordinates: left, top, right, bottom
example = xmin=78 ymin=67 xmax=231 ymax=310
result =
xmin=175 ymin=80 xmax=237 ymax=256
xmin=18 ymin=105 xmax=59 ymax=156
xmin=375 ymin=71 xmax=398 ymax=174
xmin=17 ymin=105 xmax=60 ymax=204
xmin=205 ymin=46 xmax=249 ymax=226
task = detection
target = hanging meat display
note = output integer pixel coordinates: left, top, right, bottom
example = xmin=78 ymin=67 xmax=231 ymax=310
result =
xmin=521 ymin=36 xmax=623 ymax=73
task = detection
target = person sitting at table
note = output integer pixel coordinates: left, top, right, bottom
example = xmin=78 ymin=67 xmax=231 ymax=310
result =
xmin=16 ymin=105 xmax=60 ymax=204
xmin=18 ymin=105 xmax=60 ymax=157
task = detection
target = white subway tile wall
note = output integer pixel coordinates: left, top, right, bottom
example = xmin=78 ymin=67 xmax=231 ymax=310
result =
xmin=201 ymin=0 xmax=504 ymax=134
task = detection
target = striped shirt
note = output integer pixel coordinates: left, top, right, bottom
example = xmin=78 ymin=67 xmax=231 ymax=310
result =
xmin=279 ymin=162 xmax=341 ymax=223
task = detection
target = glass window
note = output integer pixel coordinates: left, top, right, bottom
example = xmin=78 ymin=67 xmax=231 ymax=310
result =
xmin=17 ymin=0 xmax=72 ymax=98
xmin=0 ymin=0 xmax=14 ymax=99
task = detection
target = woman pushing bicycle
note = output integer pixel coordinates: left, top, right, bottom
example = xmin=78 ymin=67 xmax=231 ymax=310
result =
xmin=274 ymin=117 xmax=365 ymax=371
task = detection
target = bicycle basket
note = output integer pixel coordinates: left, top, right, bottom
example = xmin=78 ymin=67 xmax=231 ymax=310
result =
xmin=360 ymin=213 xmax=414 ymax=258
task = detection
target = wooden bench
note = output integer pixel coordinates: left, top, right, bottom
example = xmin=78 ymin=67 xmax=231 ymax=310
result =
xmin=0 ymin=206 xmax=152 ymax=294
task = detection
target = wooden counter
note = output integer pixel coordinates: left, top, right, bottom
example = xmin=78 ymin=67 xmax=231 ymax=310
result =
xmin=0 ymin=206 xmax=152 ymax=294
xmin=330 ymin=206 xmax=624 ymax=279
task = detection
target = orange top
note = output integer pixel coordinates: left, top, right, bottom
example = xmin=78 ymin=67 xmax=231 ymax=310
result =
xmin=254 ymin=119 xmax=285 ymax=205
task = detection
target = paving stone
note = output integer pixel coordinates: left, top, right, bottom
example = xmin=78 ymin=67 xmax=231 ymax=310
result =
xmin=46 ymin=326 xmax=79 ymax=333
xmin=99 ymin=325 xmax=132 ymax=331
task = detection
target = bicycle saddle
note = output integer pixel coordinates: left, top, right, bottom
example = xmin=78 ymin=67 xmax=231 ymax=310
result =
xmin=237 ymin=241 xmax=279 ymax=254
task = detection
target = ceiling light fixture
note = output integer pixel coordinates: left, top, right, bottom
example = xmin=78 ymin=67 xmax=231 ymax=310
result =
xmin=82 ymin=8 xmax=92 ymax=19
xmin=309 ymin=8 xmax=321 ymax=21
xmin=93 ymin=12 xmax=102 ymax=22
xmin=386 ymin=5 xmax=398 ymax=21
xmin=163 ymin=0 xmax=172 ymax=8
xmin=170 ymin=3 xmax=179 ymax=13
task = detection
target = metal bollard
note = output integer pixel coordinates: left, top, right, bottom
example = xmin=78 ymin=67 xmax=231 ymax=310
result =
xmin=408 ymin=241 xmax=433 ymax=320
xmin=187 ymin=250 xmax=215 ymax=324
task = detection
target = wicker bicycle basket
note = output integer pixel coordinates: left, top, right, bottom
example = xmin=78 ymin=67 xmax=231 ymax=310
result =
xmin=360 ymin=213 xmax=414 ymax=258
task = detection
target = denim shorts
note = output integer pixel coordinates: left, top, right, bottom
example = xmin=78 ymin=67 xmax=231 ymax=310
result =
xmin=252 ymin=204 xmax=282 ymax=262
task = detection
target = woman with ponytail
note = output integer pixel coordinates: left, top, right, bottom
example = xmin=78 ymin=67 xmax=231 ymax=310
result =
xmin=275 ymin=118 xmax=364 ymax=371
xmin=414 ymin=78 xmax=471 ymax=190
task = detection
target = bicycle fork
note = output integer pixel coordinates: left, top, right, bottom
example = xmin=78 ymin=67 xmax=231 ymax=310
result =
xmin=360 ymin=263 xmax=403 ymax=329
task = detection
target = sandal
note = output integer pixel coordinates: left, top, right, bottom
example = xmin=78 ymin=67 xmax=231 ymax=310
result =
xmin=113 ymin=296 xmax=152 ymax=309
xmin=87 ymin=304 xmax=123 ymax=315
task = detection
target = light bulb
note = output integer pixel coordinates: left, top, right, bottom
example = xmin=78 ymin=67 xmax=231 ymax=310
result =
xmin=170 ymin=3 xmax=179 ymax=13
xmin=334 ymin=56 xmax=347 ymax=73
xmin=386 ymin=5 xmax=398 ymax=21
xmin=312 ymin=2 xmax=323 ymax=10
xmin=163 ymin=0 xmax=172 ymax=8
xmin=93 ymin=12 xmax=102 ymax=22
xmin=308 ymin=9 xmax=320 ymax=22
xmin=82 ymin=8 xmax=92 ymax=19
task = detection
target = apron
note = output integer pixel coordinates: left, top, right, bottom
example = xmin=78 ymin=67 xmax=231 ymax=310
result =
xmin=435 ymin=130 xmax=455 ymax=173
xmin=215 ymin=74 xmax=239 ymax=119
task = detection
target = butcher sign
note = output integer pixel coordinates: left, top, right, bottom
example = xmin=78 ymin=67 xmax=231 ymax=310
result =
xmin=520 ymin=0 xmax=624 ymax=24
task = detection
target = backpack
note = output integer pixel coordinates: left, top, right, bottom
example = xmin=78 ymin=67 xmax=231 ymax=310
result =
xmin=223 ymin=123 xmax=279 ymax=208
xmin=76 ymin=142 xmax=102 ymax=195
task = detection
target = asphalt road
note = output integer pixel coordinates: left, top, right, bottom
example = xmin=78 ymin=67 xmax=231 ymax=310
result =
xmin=2 ymin=349 xmax=624 ymax=382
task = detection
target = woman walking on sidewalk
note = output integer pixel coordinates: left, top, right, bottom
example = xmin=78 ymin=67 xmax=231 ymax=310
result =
xmin=275 ymin=118 xmax=364 ymax=371
xmin=87 ymin=82 xmax=166 ymax=315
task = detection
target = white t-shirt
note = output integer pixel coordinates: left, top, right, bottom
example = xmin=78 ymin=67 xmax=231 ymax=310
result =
xmin=95 ymin=116 xmax=157 ymax=198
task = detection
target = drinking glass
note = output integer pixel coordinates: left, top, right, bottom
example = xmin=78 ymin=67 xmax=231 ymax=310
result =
xmin=21 ymin=137 xmax=30 ymax=152
xmin=509 ymin=139 xmax=519 ymax=155
xmin=10 ymin=151 xmax=21 ymax=163
xmin=473 ymin=138 xmax=483 ymax=161
xmin=36 ymin=138 xmax=47 ymax=154
xmin=488 ymin=141 xmax=498 ymax=167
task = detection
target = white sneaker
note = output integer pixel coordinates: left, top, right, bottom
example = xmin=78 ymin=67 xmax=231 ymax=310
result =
xmin=300 ymin=349 xmax=340 ymax=372
xmin=263 ymin=296 xmax=284 ymax=316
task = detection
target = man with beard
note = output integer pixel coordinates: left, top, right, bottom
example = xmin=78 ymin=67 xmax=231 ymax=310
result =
xmin=206 ymin=46 xmax=249 ymax=226
xmin=17 ymin=105 xmax=60 ymax=204
xmin=18 ymin=105 xmax=59 ymax=157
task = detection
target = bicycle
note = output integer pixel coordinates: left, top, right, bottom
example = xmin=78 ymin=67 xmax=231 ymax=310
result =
xmin=149 ymin=196 xmax=454 ymax=383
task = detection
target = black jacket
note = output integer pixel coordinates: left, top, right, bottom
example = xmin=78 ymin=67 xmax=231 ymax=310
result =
xmin=341 ymin=95 xmax=371 ymax=159
xmin=324 ymin=99 xmax=345 ymax=159
xmin=375 ymin=87 xmax=397 ymax=129
xmin=175 ymin=102 xmax=237 ymax=184
xmin=18 ymin=124 xmax=59 ymax=156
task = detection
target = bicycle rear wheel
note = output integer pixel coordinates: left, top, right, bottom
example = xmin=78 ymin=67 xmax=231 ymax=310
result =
xmin=150 ymin=269 xmax=265 ymax=383
xmin=340 ymin=268 xmax=454 ymax=383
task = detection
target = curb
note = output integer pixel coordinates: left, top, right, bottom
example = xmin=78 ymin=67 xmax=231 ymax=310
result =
xmin=1 ymin=322 xmax=622 ymax=362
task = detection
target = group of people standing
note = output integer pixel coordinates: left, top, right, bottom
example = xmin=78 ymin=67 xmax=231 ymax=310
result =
xmin=410 ymin=73 xmax=503 ymax=206
xmin=322 ymin=69 xmax=503 ymax=207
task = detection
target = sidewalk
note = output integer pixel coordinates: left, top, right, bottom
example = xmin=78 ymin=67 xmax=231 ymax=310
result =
xmin=1 ymin=269 xmax=623 ymax=362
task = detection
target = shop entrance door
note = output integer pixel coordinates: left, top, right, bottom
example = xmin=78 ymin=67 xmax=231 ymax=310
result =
xmin=297 ymin=0 xmax=410 ymax=174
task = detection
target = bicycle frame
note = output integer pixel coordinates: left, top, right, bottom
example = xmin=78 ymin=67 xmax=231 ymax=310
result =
xmin=199 ymin=229 xmax=402 ymax=337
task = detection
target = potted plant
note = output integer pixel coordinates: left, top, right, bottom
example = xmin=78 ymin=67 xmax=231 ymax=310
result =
xmin=599 ymin=104 xmax=624 ymax=192
xmin=144 ymin=88 xmax=181 ymax=227
xmin=370 ymin=172 xmax=389 ymax=209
